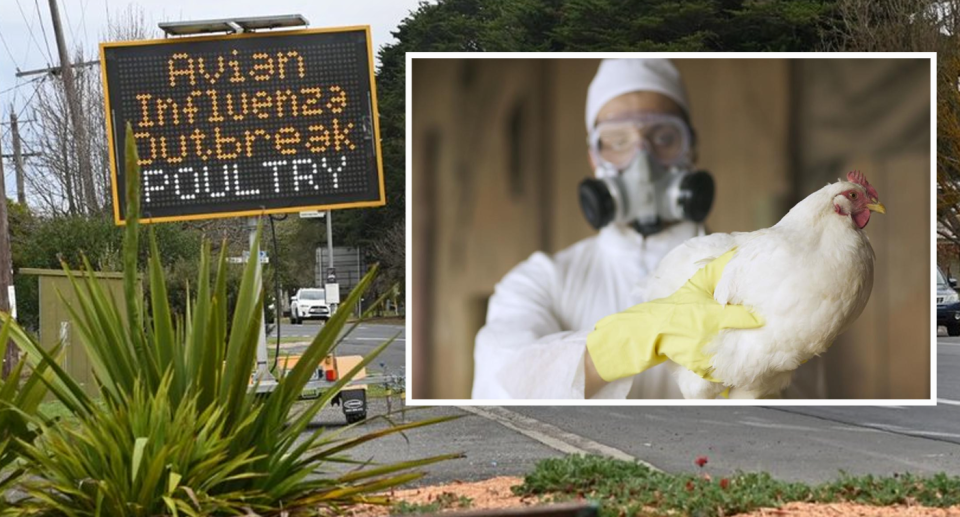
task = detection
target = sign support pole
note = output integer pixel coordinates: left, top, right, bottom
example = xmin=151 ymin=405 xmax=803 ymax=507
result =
xmin=250 ymin=217 xmax=274 ymax=383
xmin=326 ymin=210 xmax=334 ymax=282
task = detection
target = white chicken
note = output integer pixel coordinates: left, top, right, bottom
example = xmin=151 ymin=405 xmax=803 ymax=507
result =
xmin=636 ymin=171 xmax=885 ymax=399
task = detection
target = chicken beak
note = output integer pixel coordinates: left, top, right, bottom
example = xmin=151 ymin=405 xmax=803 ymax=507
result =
xmin=866 ymin=201 xmax=886 ymax=214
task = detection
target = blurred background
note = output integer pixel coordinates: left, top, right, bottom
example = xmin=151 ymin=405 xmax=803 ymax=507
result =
xmin=411 ymin=58 xmax=931 ymax=400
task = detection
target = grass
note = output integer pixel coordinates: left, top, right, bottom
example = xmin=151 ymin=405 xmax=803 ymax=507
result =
xmin=37 ymin=400 xmax=74 ymax=422
xmin=367 ymin=384 xmax=405 ymax=399
xmin=393 ymin=492 xmax=472 ymax=514
xmin=273 ymin=315 xmax=403 ymax=325
xmin=271 ymin=336 xmax=315 ymax=345
xmin=513 ymin=455 xmax=960 ymax=517
xmin=37 ymin=399 xmax=102 ymax=430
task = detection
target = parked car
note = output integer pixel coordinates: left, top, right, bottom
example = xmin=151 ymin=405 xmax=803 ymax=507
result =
xmin=938 ymin=266 xmax=960 ymax=336
xmin=290 ymin=288 xmax=330 ymax=324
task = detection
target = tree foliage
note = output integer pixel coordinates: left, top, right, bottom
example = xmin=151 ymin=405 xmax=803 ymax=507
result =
xmin=938 ymin=51 xmax=960 ymax=250
xmin=330 ymin=0 xmax=840 ymax=294
xmin=10 ymin=210 xmax=202 ymax=331
xmin=11 ymin=0 xmax=851 ymax=312
xmin=828 ymin=0 xmax=958 ymax=249
xmin=379 ymin=0 xmax=840 ymax=54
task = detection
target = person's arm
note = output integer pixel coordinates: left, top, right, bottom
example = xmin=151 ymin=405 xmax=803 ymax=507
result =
xmin=472 ymin=252 xmax=631 ymax=399
xmin=584 ymin=350 xmax=608 ymax=399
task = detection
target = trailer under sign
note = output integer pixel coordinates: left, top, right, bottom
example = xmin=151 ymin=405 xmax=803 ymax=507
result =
xmin=99 ymin=26 xmax=385 ymax=224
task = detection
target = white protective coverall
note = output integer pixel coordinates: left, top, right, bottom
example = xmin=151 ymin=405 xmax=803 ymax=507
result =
xmin=472 ymin=59 xmax=698 ymax=400
xmin=472 ymin=222 xmax=697 ymax=399
xmin=470 ymin=58 xmax=827 ymax=400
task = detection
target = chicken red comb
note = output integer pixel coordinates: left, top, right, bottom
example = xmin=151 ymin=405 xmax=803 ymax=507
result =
xmin=847 ymin=170 xmax=879 ymax=201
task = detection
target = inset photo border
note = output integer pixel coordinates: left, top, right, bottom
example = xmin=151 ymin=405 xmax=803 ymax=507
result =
xmin=405 ymin=52 xmax=936 ymax=406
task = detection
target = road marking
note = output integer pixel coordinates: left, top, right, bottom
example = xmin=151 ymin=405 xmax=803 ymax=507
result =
xmin=458 ymin=406 xmax=659 ymax=471
xmin=806 ymin=435 xmax=957 ymax=472
xmin=938 ymin=398 xmax=960 ymax=406
xmin=739 ymin=420 xmax=820 ymax=432
xmin=859 ymin=422 xmax=960 ymax=440
xmin=829 ymin=425 xmax=885 ymax=434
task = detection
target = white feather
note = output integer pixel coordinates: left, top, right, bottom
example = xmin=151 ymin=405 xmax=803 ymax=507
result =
xmin=643 ymin=180 xmax=877 ymax=399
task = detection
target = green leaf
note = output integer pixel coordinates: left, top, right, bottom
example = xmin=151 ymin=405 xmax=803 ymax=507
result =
xmin=121 ymin=123 xmax=146 ymax=388
xmin=131 ymin=437 xmax=148 ymax=484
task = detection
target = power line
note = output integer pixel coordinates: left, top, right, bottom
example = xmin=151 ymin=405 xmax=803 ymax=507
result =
xmin=80 ymin=0 xmax=90 ymax=44
xmin=0 ymin=29 xmax=20 ymax=72
xmin=0 ymin=76 xmax=43 ymax=97
xmin=33 ymin=0 xmax=56 ymax=63
xmin=16 ymin=77 xmax=46 ymax=120
xmin=15 ymin=0 xmax=52 ymax=65
xmin=59 ymin=0 xmax=78 ymax=47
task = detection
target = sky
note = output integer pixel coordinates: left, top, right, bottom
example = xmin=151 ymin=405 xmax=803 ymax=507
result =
xmin=0 ymin=0 xmax=426 ymax=199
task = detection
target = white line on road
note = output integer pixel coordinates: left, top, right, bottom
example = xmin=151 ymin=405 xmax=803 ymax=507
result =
xmin=738 ymin=421 xmax=821 ymax=432
xmin=458 ymin=406 xmax=659 ymax=471
xmin=859 ymin=422 xmax=960 ymax=440
xmin=829 ymin=426 xmax=885 ymax=434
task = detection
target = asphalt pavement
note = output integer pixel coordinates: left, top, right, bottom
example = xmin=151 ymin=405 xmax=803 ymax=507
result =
xmin=269 ymin=320 xmax=405 ymax=374
xmin=318 ymin=332 xmax=960 ymax=487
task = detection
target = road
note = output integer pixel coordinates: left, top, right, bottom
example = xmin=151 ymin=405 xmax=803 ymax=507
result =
xmin=320 ymin=334 xmax=960 ymax=487
xmin=269 ymin=320 xmax=405 ymax=374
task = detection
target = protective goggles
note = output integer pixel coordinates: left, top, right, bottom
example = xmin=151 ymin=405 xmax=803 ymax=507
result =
xmin=589 ymin=113 xmax=692 ymax=169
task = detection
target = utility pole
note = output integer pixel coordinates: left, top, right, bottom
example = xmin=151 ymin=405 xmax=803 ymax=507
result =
xmin=0 ymin=104 xmax=17 ymax=380
xmin=47 ymin=0 xmax=96 ymax=214
xmin=9 ymin=109 xmax=25 ymax=205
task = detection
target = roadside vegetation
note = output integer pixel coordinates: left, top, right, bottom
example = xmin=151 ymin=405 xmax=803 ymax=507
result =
xmin=0 ymin=127 xmax=452 ymax=516
xmin=513 ymin=455 xmax=960 ymax=517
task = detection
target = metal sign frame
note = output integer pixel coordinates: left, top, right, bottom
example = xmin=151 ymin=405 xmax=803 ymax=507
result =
xmin=99 ymin=25 xmax=386 ymax=225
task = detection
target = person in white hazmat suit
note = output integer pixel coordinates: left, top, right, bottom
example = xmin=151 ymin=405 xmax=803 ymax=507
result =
xmin=471 ymin=58 xmax=826 ymax=399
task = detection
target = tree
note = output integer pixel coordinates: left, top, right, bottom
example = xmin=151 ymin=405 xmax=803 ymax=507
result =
xmin=30 ymin=47 xmax=110 ymax=216
xmin=377 ymin=0 xmax=841 ymax=54
xmin=24 ymin=5 xmax=156 ymax=216
xmin=938 ymin=52 xmax=960 ymax=252
xmin=371 ymin=220 xmax=405 ymax=309
xmin=354 ymin=0 xmax=843 ymax=289
xmin=829 ymin=1 xmax=958 ymax=253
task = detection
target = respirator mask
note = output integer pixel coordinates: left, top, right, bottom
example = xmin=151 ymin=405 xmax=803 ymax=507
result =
xmin=578 ymin=113 xmax=714 ymax=235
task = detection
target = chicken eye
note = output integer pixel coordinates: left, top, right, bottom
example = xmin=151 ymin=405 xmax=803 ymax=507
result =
xmin=849 ymin=192 xmax=857 ymax=199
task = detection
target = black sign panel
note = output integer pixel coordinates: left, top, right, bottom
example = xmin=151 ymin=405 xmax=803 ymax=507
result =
xmin=100 ymin=26 xmax=385 ymax=224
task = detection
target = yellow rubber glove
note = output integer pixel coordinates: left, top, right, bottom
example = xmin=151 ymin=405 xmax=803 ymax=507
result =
xmin=586 ymin=248 xmax=764 ymax=384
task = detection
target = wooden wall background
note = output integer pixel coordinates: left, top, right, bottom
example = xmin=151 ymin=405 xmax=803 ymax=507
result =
xmin=412 ymin=58 xmax=931 ymax=400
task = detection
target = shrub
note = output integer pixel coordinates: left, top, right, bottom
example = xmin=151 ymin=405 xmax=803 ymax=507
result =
xmin=2 ymin=124 xmax=456 ymax=515
xmin=0 ymin=323 xmax=51 ymax=513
